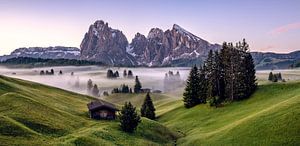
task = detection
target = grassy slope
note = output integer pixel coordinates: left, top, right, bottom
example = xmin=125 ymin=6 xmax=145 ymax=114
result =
xmin=0 ymin=75 xmax=299 ymax=145
xmin=0 ymin=75 xmax=177 ymax=146
xmin=158 ymin=82 xmax=300 ymax=145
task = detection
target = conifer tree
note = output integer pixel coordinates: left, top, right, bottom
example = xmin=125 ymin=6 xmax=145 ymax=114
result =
xmin=198 ymin=66 xmax=208 ymax=103
xmin=134 ymin=76 xmax=142 ymax=93
xmin=141 ymin=92 xmax=156 ymax=120
xmin=119 ymin=102 xmax=141 ymax=133
xmin=183 ymin=65 xmax=201 ymax=108
xmin=268 ymin=72 xmax=273 ymax=81
xmin=92 ymin=84 xmax=99 ymax=96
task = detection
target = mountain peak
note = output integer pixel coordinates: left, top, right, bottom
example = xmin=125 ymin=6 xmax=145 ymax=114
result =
xmin=172 ymin=24 xmax=201 ymax=41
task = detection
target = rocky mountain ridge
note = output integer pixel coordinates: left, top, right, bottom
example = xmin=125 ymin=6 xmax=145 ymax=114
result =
xmin=0 ymin=46 xmax=80 ymax=62
xmin=80 ymin=20 xmax=221 ymax=66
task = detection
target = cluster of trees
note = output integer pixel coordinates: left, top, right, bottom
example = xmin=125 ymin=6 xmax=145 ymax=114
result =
xmin=107 ymin=69 xmax=119 ymax=78
xmin=164 ymin=71 xmax=183 ymax=92
xmin=183 ymin=39 xmax=257 ymax=108
xmin=111 ymin=76 xmax=142 ymax=94
xmin=40 ymin=69 xmax=54 ymax=75
xmin=119 ymin=93 xmax=155 ymax=133
xmin=40 ymin=69 xmax=63 ymax=75
xmin=1 ymin=57 xmax=103 ymax=67
xmin=123 ymin=69 xmax=134 ymax=78
xmin=268 ymin=72 xmax=284 ymax=82
xmin=87 ymin=79 xmax=100 ymax=96
xmin=111 ymin=84 xmax=133 ymax=93
xmin=107 ymin=69 xmax=134 ymax=79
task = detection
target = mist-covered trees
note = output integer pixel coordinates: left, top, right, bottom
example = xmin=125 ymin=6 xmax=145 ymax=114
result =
xmin=92 ymin=84 xmax=100 ymax=96
xmin=141 ymin=92 xmax=156 ymax=120
xmin=87 ymin=79 xmax=93 ymax=91
xmin=183 ymin=39 xmax=257 ymax=108
xmin=268 ymin=72 xmax=283 ymax=82
xmin=134 ymin=76 xmax=142 ymax=93
xmin=123 ymin=69 xmax=133 ymax=78
xmin=107 ymin=69 xmax=119 ymax=78
xmin=119 ymin=102 xmax=141 ymax=133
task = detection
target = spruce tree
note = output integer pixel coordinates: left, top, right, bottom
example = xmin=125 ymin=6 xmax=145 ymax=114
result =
xmin=183 ymin=65 xmax=201 ymax=108
xmin=119 ymin=102 xmax=141 ymax=133
xmin=141 ymin=92 xmax=156 ymax=120
xmin=134 ymin=76 xmax=142 ymax=93
xmin=199 ymin=65 xmax=208 ymax=103
xmin=243 ymin=51 xmax=257 ymax=97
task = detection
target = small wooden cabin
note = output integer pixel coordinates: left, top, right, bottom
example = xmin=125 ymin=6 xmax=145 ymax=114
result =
xmin=87 ymin=100 xmax=118 ymax=120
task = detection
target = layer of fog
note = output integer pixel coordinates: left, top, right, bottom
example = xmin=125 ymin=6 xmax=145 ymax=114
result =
xmin=0 ymin=66 xmax=190 ymax=96
xmin=0 ymin=66 xmax=299 ymax=97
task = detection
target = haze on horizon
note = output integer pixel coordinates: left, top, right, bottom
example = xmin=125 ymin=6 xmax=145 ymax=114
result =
xmin=0 ymin=0 xmax=299 ymax=55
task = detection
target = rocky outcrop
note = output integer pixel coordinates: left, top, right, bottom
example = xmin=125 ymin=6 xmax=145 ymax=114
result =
xmin=129 ymin=24 xmax=221 ymax=66
xmin=80 ymin=20 xmax=136 ymax=66
xmin=0 ymin=46 xmax=80 ymax=61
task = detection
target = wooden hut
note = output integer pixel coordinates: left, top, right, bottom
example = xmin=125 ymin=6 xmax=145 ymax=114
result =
xmin=87 ymin=100 xmax=118 ymax=120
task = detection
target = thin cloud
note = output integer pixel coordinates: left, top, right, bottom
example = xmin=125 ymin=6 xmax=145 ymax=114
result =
xmin=270 ymin=22 xmax=300 ymax=35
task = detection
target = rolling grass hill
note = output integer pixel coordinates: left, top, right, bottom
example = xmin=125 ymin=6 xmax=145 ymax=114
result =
xmin=158 ymin=82 xmax=300 ymax=145
xmin=0 ymin=75 xmax=299 ymax=145
xmin=0 ymin=75 xmax=178 ymax=145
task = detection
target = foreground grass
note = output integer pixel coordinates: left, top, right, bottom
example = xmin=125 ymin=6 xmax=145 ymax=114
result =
xmin=0 ymin=75 xmax=299 ymax=145
xmin=0 ymin=75 xmax=177 ymax=145
xmin=158 ymin=82 xmax=300 ymax=145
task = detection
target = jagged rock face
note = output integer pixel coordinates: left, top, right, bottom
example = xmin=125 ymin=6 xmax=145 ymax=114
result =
xmin=80 ymin=20 xmax=136 ymax=65
xmin=127 ymin=33 xmax=147 ymax=65
xmin=80 ymin=20 xmax=221 ymax=66
xmin=129 ymin=24 xmax=221 ymax=66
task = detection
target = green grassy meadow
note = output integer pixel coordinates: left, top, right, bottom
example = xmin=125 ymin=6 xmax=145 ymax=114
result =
xmin=0 ymin=75 xmax=299 ymax=145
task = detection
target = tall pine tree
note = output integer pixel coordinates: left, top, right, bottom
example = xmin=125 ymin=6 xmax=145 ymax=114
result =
xmin=134 ymin=76 xmax=142 ymax=93
xmin=141 ymin=92 xmax=156 ymax=120
xmin=183 ymin=65 xmax=201 ymax=108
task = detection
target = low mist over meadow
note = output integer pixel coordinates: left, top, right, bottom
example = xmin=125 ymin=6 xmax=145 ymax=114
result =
xmin=0 ymin=66 xmax=190 ymax=96
xmin=0 ymin=65 xmax=299 ymax=97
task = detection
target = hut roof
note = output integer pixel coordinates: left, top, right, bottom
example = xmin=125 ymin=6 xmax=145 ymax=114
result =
xmin=87 ymin=99 xmax=118 ymax=111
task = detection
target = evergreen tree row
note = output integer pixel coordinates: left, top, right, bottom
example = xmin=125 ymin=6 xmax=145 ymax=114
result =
xmin=111 ymin=84 xmax=133 ymax=93
xmin=183 ymin=39 xmax=257 ymax=108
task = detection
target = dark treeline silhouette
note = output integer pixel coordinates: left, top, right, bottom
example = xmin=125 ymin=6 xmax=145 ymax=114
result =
xmin=1 ymin=57 xmax=103 ymax=67
xmin=183 ymin=39 xmax=257 ymax=108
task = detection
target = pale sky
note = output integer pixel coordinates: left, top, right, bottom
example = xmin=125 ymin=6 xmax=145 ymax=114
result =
xmin=0 ymin=0 xmax=300 ymax=55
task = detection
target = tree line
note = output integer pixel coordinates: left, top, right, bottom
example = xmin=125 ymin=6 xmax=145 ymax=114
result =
xmin=1 ymin=57 xmax=103 ymax=67
xmin=183 ymin=39 xmax=257 ymax=108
